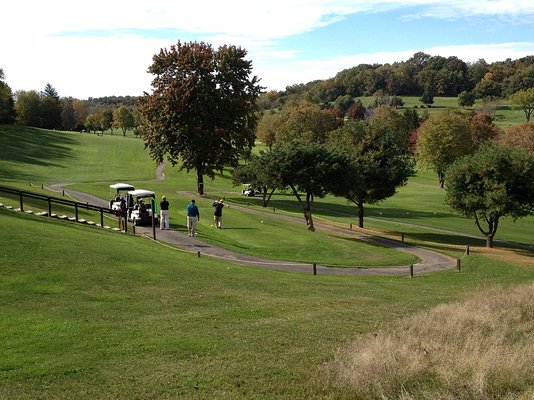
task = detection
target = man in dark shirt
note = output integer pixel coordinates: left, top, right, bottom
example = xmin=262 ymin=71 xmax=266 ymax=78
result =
xmin=212 ymin=199 xmax=225 ymax=229
xmin=160 ymin=196 xmax=170 ymax=230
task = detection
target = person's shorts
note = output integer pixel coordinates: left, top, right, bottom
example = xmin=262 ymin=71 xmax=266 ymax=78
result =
xmin=187 ymin=216 xmax=198 ymax=228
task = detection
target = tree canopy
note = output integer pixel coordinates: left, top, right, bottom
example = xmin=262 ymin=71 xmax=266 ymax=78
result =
xmin=328 ymin=119 xmax=414 ymax=227
xmin=139 ymin=41 xmax=262 ymax=194
xmin=498 ymin=123 xmax=534 ymax=157
xmin=416 ymin=110 xmax=473 ymax=187
xmin=445 ymin=144 xmax=534 ymax=247
xmin=269 ymin=141 xmax=351 ymax=231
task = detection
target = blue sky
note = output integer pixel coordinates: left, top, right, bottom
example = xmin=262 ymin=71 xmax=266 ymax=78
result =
xmin=1 ymin=0 xmax=534 ymax=99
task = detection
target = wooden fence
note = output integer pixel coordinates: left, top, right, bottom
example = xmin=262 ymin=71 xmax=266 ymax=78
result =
xmin=0 ymin=185 xmax=123 ymax=231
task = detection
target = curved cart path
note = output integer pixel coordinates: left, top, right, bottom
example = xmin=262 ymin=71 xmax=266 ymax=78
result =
xmin=46 ymin=183 xmax=456 ymax=276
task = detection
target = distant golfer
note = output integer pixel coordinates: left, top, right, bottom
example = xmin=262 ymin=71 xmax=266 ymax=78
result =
xmin=160 ymin=195 xmax=170 ymax=230
xmin=187 ymin=199 xmax=200 ymax=237
xmin=212 ymin=199 xmax=225 ymax=229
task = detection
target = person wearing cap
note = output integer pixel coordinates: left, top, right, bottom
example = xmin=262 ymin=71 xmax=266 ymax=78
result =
xmin=212 ymin=199 xmax=225 ymax=229
xmin=160 ymin=195 xmax=170 ymax=230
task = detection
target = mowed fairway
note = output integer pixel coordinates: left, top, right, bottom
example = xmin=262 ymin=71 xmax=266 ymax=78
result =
xmin=1 ymin=124 xmax=534 ymax=398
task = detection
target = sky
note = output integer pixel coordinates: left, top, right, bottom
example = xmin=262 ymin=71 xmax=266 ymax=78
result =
xmin=1 ymin=0 xmax=534 ymax=99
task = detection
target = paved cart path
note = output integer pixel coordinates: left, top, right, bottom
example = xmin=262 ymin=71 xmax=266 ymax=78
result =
xmin=46 ymin=183 xmax=456 ymax=276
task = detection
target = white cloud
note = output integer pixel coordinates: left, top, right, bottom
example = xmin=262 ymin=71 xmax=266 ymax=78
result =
xmin=2 ymin=1 xmax=534 ymax=97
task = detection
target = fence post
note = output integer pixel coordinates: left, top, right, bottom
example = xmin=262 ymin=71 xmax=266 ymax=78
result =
xmin=313 ymin=263 xmax=317 ymax=275
xmin=75 ymin=203 xmax=79 ymax=222
xmin=410 ymin=264 xmax=414 ymax=278
xmin=19 ymin=192 xmax=24 ymax=212
xmin=197 ymin=251 xmax=201 ymax=258
xmin=401 ymin=233 xmax=405 ymax=242
xmin=48 ymin=197 xmax=52 ymax=217
xmin=466 ymin=245 xmax=470 ymax=256
xmin=349 ymin=223 xmax=352 ymax=230
xmin=100 ymin=209 xmax=104 ymax=227
xmin=457 ymin=259 xmax=461 ymax=272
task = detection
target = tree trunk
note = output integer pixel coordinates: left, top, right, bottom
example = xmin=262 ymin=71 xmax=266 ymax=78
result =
xmin=438 ymin=171 xmax=445 ymax=188
xmin=289 ymin=185 xmax=315 ymax=231
xmin=305 ymin=192 xmax=315 ymax=231
xmin=474 ymin=213 xmax=499 ymax=248
xmin=357 ymin=201 xmax=364 ymax=228
xmin=196 ymin=164 xmax=204 ymax=195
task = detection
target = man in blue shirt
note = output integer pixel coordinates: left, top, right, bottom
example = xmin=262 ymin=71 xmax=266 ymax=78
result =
xmin=187 ymin=199 xmax=200 ymax=237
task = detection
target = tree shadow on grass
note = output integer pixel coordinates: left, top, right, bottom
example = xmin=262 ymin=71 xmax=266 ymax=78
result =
xmin=0 ymin=125 xmax=75 ymax=180
xmin=407 ymin=232 xmax=534 ymax=253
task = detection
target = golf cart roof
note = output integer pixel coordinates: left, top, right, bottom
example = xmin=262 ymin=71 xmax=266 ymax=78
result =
xmin=110 ymin=183 xmax=135 ymax=191
xmin=128 ymin=189 xmax=156 ymax=198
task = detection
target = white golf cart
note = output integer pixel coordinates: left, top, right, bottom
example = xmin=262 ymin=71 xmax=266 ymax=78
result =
xmin=127 ymin=189 xmax=158 ymax=226
xmin=241 ymin=184 xmax=262 ymax=197
xmin=109 ymin=183 xmax=135 ymax=211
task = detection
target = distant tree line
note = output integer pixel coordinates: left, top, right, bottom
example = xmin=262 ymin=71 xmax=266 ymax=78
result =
xmin=0 ymin=71 xmax=140 ymax=134
xmin=257 ymin=52 xmax=534 ymax=111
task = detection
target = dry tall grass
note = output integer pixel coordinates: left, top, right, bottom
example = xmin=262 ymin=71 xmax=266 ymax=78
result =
xmin=330 ymin=284 xmax=534 ymax=399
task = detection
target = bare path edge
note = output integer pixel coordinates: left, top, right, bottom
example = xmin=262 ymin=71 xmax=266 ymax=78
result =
xmin=47 ymin=182 xmax=456 ymax=277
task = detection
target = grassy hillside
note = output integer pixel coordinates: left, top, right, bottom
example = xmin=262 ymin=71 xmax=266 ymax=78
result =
xmin=1 ymin=207 xmax=533 ymax=399
xmin=1 ymin=123 xmax=533 ymax=398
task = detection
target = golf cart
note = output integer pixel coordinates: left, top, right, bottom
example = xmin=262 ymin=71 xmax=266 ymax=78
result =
xmin=109 ymin=183 xmax=135 ymax=211
xmin=241 ymin=184 xmax=262 ymax=197
xmin=127 ymin=189 xmax=158 ymax=226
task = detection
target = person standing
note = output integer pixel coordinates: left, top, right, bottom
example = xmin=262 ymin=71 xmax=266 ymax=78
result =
xmin=117 ymin=197 xmax=127 ymax=231
xmin=187 ymin=199 xmax=200 ymax=237
xmin=160 ymin=195 xmax=170 ymax=230
xmin=212 ymin=199 xmax=225 ymax=229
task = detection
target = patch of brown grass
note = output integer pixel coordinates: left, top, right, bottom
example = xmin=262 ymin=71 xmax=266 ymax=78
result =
xmin=329 ymin=284 xmax=534 ymax=399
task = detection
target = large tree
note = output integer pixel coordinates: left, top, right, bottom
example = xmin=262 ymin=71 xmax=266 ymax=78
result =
xmin=508 ymin=88 xmax=534 ymax=122
xmin=270 ymin=141 xmax=351 ymax=231
xmin=328 ymin=120 xmax=414 ymax=227
xmin=139 ymin=41 xmax=262 ymax=194
xmin=445 ymin=144 xmax=534 ymax=248
xmin=416 ymin=110 xmax=473 ymax=187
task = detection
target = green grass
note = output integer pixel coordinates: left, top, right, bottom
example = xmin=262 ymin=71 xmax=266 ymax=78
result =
xmin=0 ymin=125 xmax=155 ymax=185
xmin=356 ymin=96 xmax=529 ymax=128
xmin=1 ymin=207 xmax=533 ymax=399
xmin=1 ymin=123 xmax=533 ymax=398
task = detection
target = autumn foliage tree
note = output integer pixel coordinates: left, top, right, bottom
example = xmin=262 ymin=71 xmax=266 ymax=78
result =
xmin=468 ymin=112 xmax=502 ymax=147
xmin=416 ymin=110 xmax=473 ymax=187
xmin=270 ymin=101 xmax=338 ymax=144
xmin=498 ymin=123 xmax=534 ymax=157
xmin=139 ymin=41 xmax=262 ymax=194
